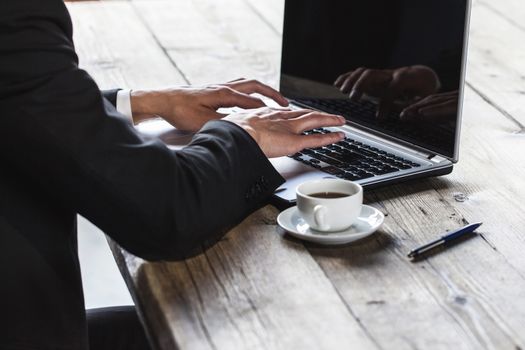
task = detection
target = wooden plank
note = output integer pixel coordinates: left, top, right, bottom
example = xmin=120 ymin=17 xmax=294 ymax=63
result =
xmin=132 ymin=0 xmax=282 ymax=87
xmin=114 ymin=207 xmax=378 ymax=350
xmin=242 ymin=0 xmax=285 ymax=35
xmin=465 ymin=1 xmax=525 ymax=127
xmin=68 ymin=1 xmax=187 ymax=164
xmin=432 ymin=91 xmax=525 ymax=277
xmin=67 ymin=1 xmax=186 ymax=89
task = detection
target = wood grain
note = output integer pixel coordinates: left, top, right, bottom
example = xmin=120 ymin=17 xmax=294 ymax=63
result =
xmin=132 ymin=0 xmax=282 ymax=87
xmin=68 ymin=1 xmax=186 ymax=89
xmin=67 ymin=0 xmax=525 ymax=349
xmin=119 ymin=207 xmax=379 ymax=350
xmin=466 ymin=0 xmax=525 ymax=127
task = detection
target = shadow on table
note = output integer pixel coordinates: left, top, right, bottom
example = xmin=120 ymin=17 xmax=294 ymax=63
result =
xmin=365 ymin=177 xmax=454 ymax=203
xmin=282 ymin=230 xmax=395 ymax=268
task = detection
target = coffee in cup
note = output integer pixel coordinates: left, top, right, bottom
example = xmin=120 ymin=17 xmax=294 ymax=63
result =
xmin=296 ymin=179 xmax=363 ymax=232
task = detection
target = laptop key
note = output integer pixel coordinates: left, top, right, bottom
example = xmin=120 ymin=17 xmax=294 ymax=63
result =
xmin=374 ymin=166 xmax=399 ymax=175
xmin=343 ymin=173 xmax=360 ymax=181
xmin=315 ymin=155 xmax=343 ymax=167
xmin=323 ymin=166 xmax=345 ymax=176
xmin=355 ymin=148 xmax=376 ymax=158
xmin=302 ymin=149 xmax=316 ymax=156
xmin=343 ymin=166 xmax=361 ymax=173
xmin=357 ymin=172 xmax=375 ymax=179
xmin=398 ymin=164 xmax=412 ymax=170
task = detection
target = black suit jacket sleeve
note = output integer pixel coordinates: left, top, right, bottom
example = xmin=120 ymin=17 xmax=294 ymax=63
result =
xmin=0 ymin=0 xmax=285 ymax=261
xmin=102 ymin=89 xmax=121 ymax=107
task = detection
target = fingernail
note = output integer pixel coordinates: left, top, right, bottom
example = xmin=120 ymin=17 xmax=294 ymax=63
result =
xmin=338 ymin=116 xmax=346 ymax=123
xmin=338 ymin=132 xmax=345 ymax=138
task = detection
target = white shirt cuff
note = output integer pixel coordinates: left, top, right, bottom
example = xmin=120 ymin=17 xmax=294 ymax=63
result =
xmin=116 ymin=89 xmax=133 ymax=123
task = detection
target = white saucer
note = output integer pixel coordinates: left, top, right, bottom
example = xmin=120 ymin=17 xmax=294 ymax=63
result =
xmin=277 ymin=205 xmax=384 ymax=245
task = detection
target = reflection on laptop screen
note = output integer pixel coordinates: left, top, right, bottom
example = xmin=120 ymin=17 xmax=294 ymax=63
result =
xmin=281 ymin=0 xmax=468 ymax=159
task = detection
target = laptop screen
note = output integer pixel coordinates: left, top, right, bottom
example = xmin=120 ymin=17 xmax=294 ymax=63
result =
xmin=280 ymin=0 xmax=469 ymax=160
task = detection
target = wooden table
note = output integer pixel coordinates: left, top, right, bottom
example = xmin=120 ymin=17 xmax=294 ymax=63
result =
xmin=69 ymin=0 xmax=525 ymax=349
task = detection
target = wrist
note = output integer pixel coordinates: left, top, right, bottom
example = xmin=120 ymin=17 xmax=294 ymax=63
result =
xmin=224 ymin=117 xmax=260 ymax=144
xmin=130 ymin=89 xmax=165 ymax=124
xmin=239 ymin=125 xmax=259 ymax=144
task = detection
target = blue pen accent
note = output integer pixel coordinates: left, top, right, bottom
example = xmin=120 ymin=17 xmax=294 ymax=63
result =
xmin=443 ymin=222 xmax=483 ymax=242
xmin=407 ymin=222 xmax=483 ymax=259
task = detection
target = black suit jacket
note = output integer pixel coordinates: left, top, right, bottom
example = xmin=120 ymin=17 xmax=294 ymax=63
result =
xmin=0 ymin=1 xmax=284 ymax=349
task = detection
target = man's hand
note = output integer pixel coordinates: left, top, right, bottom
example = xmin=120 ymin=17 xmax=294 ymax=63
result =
xmin=334 ymin=66 xmax=441 ymax=118
xmin=400 ymin=90 xmax=459 ymax=122
xmin=130 ymin=78 xmax=289 ymax=131
xmin=224 ymin=108 xmax=346 ymax=158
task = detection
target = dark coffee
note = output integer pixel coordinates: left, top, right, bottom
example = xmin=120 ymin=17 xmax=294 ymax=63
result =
xmin=309 ymin=192 xmax=350 ymax=199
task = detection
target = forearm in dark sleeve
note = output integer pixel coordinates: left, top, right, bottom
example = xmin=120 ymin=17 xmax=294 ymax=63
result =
xmin=5 ymin=84 xmax=283 ymax=261
xmin=101 ymin=89 xmax=121 ymax=107
xmin=0 ymin=0 xmax=284 ymax=261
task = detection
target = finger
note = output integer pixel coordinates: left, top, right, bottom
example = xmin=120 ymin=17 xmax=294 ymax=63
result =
xmin=404 ymin=106 xmax=445 ymax=123
xmin=340 ymin=67 xmax=366 ymax=94
xmin=296 ymin=132 xmax=346 ymax=151
xmin=418 ymin=101 xmax=457 ymax=120
xmin=218 ymin=88 xmax=267 ymax=109
xmin=266 ymin=109 xmax=314 ymax=120
xmin=414 ymin=95 xmax=451 ymax=109
xmin=402 ymin=98 xmax=457 ymax=122
xmin=400 ymin=98 xmax=434 ymax=119
xmin=229 ymin=79 xmax=289 ymax=107
xmin=289 ymin=112 xmax=346 ymax=133
xmin=438 ymin=90 xmax=459 ymax=98
xmin=216 ymin=111 xmax=229 ymax=118
xmin=233 ymin=106 xmax=278 ymax=117
xmin=400 ymin=95 xmax=452 ymax=120
xmin=399 ymin=105 xmax=418 ymax=120
xmin=350 ymin=69 xmax=384 ymax=101
xmin=334 ymin=72 xmax=351 ymax=87
xmin=377 ymin=75 xmax=408 ymax=119
xmin=228 ymin=77 xmax=246 ymax=83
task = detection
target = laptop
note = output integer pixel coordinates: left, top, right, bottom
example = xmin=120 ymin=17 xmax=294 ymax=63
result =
xmin=271 ymin=0 xmax=471 ymax=204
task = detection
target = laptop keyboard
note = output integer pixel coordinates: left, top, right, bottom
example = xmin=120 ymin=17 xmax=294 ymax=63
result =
xmin=290 ymin=129 xmax=421 ymax=181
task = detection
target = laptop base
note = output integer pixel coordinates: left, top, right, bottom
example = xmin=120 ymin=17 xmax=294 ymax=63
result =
xmin=270 ymin=163 xmax=453 ymax=210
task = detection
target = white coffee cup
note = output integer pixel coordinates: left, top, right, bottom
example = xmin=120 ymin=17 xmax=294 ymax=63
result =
xmin=296 ymin=179 xmax=363 ymax=232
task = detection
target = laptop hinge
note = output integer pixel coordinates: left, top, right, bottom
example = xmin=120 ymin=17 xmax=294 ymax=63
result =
xmin=428 ymin=154 xmax=448 ymax=164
